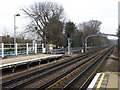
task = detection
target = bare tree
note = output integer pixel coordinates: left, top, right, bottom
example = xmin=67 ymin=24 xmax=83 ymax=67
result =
xmin=79 ymin=20 xmax=103 ymax=46
xmin=80 ymin=20 xmax=101 ymax=38
xmin=22 ymin=2 xmax=65 ymax=44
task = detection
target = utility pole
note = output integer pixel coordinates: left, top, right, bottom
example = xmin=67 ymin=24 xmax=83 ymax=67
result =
xmin=14 ymin=14 xmax=20 ymax=45
xmin=118 ymin=2 xmax=120 ymax=61
xmin=14 ymin=14 xmax=20 ymax=55
xmin=68 ymin=37 xmax=71 ymax=54
xmin=67 ymin=32 xmax=71 ymax=54
xmin=118 ymin=33 xmax=120 ymax=61
xmin=117 ymin=2 xmax=120 ymax=87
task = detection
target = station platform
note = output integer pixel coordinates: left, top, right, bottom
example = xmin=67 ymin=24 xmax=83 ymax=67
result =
xmin=0 ymin=54 xmax=62 ymax=70
xmin=87 ymin=72 xmax=119 ymax=90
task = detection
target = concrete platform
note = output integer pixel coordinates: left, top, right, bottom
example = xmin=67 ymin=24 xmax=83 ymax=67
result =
xmin=0 ymin=54 xmax=62 ymax=70
xmin=87 ymin=72 xmax=119 ymax=90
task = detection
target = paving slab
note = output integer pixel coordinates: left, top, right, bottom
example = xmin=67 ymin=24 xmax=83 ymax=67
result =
xmin=87 ymin=72 xmax=119 ymax=89
xmin=0 ymin=54 xmax=62 ymax=69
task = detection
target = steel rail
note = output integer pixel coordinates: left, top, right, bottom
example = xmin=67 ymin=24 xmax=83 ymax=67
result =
xmin=46 ymin=53 xmax=102 ymax=89
xmin=62 ymin=47 xmax=113 ymax=89
xmin=2 ymin=49 xmax=100 ymax=89
xmin=35 ymin=52 xmax=103 ymax=89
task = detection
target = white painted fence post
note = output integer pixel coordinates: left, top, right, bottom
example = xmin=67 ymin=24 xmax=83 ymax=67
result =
xmin=26 ymin=43 xmax=28 ymax=55
xmin=42 ymin=43 xmax=46 ymax=53
xmin=15 ymin=43 xmax=17 ymax=56
xmin=33 ymin=40 xmax=35 ymax=51
xmin=2 ymin=43 xmax=4 ymax=58
xmin=35 ymin=43 xmax=37 ymax=54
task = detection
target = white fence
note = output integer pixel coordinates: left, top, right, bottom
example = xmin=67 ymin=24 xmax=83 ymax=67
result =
xmin=0 ymin=43 xmax=104 ymax=58
xmin=0 ymin=43 xmax=85 ymax=58
xmin=0 ymin=43 xmax=43 ymax=57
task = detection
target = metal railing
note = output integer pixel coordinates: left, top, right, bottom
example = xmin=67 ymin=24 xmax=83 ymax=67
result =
xmin=0 ymin=43 xmax=42 ymax=57
xmin=0 ymin=43 xmax=105 ymax=58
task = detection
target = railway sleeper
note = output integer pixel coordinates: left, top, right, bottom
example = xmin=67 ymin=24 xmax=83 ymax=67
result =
xmin=62 ymin=47 xmax=113 ymax=89
xmin=2 ymin=48 xmax=107 ymax=89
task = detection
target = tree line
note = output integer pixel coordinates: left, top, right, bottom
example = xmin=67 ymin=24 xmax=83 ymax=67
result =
xmin=21 ymin=1 xmax=110 ymax=48
xmin=1 ymin=1 xmax=110 ymax=47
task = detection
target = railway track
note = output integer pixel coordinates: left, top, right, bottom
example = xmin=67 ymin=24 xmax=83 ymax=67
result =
xmin=47 ymin=46 xmax=113 ymax=89
xmin=1 ymin=47 xmax=111 ymax=89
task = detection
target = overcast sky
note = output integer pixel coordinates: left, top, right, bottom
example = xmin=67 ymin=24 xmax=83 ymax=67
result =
xmin=0 ymin=0 xmax=119 ymax=39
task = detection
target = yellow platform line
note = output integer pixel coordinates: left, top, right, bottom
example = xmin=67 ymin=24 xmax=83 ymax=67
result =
xmin=96 ymin=73 xmax=105 ymax=90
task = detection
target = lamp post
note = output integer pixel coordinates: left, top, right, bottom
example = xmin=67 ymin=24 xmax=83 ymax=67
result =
xmin=14 ymin=14 xmax=20 ymax=55
xmin=14 ymin=14 xmax=20 ymax=44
